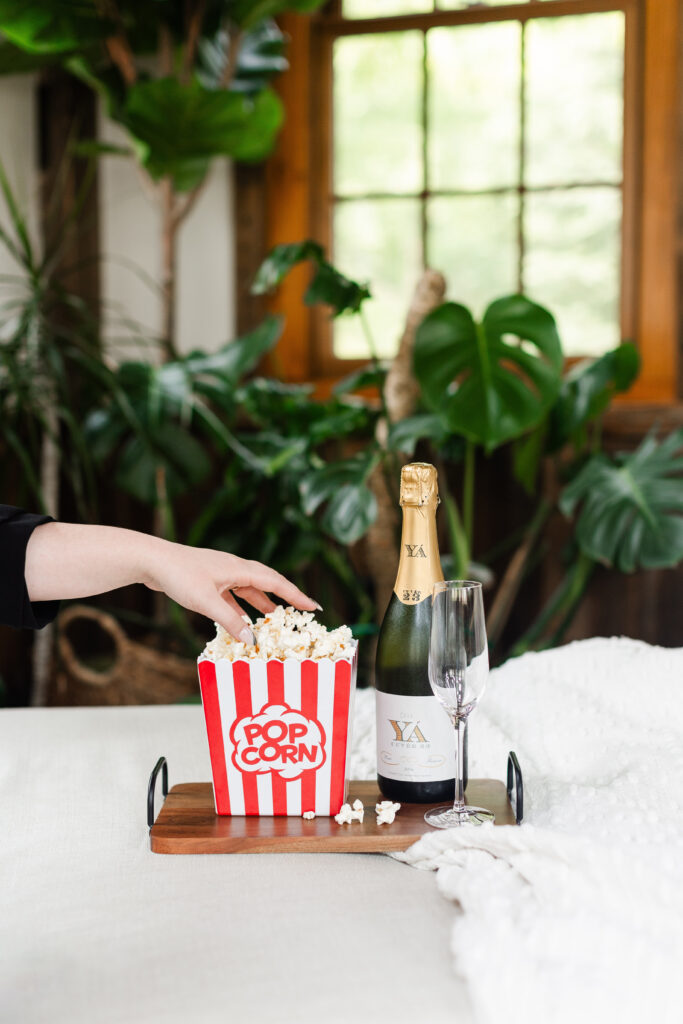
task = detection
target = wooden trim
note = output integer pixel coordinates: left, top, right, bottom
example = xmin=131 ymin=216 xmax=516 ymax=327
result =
xmin=262 ymin=12 xmax=314 ymax=382
xmin=619 ymin=0 xmax=642 ymax=346
xmin=324 ymin=0 xmax=629 ymax=35
xmin=627 ymin=0 xmax=679 ymax=402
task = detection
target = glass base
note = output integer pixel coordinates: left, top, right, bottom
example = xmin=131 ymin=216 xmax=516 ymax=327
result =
xmin=424 ymin=804 xmax=495 ymax=828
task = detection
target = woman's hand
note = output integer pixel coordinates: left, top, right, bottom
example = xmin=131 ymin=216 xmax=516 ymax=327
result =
xmin=140 ymin=543 xmax=319 ymax=643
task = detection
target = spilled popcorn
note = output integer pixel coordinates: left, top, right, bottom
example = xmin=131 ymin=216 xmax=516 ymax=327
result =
xmin=335 ymin=799 xmax=365 ymax=826
xmin=201 ymin=605 xmax=355 ymax=662
xmin=302 ymin=811 xmax=315 ymax=820
xmin=376 ymin=801 xmax=401 ymax=826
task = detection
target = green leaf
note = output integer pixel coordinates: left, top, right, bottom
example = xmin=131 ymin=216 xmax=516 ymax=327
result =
xmin=321 ymin=482 xmax=378 ymax=545
xmin=414 ymin=295 xmax=563 ymax=452
xmin=559 ymin=428 xmax=683 ymax=571
xmin=387 ymin=413 xmax=447 ymax=456
xmin=0 ymin=39 xmax=61 ymax=73
xmin=333 ymin=362 xmax=388 ymax=396
xmin=71 ymin=139 xmax=133 ymax=160
xmin=304 ymin=261 xmax=371 ymax=317
xmin=548 ymin=342 xmax=640 ymax=452
xmin=116 ymin=424 xmax=211 ymax=504
xmin=120 ymin=79 xmax=283 ymax=190
xmin=512 ymin=420 xmax=547 ymax=496
xmin=299 ymin=453 xmax=375 ymax=515
xmin=0 ymin=1 xmax=110 ymax=53
xmin=197 ymin=21 xmax=288 ymax=96
xmin=230 ymin=0 xmax=325 ymax=31
xmin=183 ymin=315 xmax=283 ymax=383
xmin=251 ymin=240 xmax=325 ymax=294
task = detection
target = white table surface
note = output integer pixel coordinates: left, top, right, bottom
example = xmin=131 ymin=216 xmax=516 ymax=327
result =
xmin=0 ymin=704 xmax=469 ymax=1024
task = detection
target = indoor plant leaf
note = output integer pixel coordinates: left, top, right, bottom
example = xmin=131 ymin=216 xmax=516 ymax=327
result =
xmin=299 ymin=453 xmax=376 ymax=516
xmin=229 ymin=0 xmax=325 ymax=31
xmin=548 ymin=342 xmax=640 ymax=452
xmin=333 ymin=363 xmax=388 ymax=396
xmin=251 ymin=241 xmax=370 ymax=316
xmin=251 ymin=240 xmax=324 ymax=294
xmin=414 ymin=295 xmax=563 ymax=452
xmin=120 ymin=78 xmax=283 ymax=190
xmin=387 ymin=413 xmax=448 ymax=456
xmin=116 ymin=424 xmax=212 ymax=504
xmin=183 ymin=314 xmax=283 ymax=384
xmin=321 ymin=482 xmax=378 ymax=545
xmin=0 ymin=0 xmax=110 ymax=53
xmin=197 ymin=21 xmax=288 ymax=96
xmin=559 ymin=428 xmax=683 ymax=571
xmin=304 ymin=261 xmax=370 ymax=317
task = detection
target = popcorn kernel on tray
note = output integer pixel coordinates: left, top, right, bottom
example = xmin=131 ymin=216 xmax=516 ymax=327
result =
xmin=201 ymin=605 xmax=355 ymax=662
xmin=376 ymin=801 xmax=401 ymax=826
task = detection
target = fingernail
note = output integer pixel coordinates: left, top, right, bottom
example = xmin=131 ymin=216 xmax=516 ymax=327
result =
xmin=313 ymin=602 xmax=323 ymax=612
xmin=239 ymin=627 xmax=255 ymax=646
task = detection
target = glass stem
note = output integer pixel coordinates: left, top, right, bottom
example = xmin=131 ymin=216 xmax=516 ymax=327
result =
xmin=453 ymin=716 xmax=467 ymax=811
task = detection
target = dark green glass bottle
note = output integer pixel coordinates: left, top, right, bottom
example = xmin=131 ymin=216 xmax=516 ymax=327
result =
xmin=375 ymin=463 xmax=467 ymax=803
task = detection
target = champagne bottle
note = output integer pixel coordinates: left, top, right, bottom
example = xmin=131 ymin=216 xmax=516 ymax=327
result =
xmin=375 ymin=462 xmax=466 ymax=803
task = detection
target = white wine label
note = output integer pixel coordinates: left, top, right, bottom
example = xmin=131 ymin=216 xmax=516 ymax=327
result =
xmin=375 ymin=692 xmax=455 ymax=783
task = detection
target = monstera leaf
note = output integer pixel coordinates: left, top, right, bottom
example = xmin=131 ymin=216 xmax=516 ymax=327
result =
xmin=120 ymin=78 xmax=283 ymax=190
xmin=252 ymin=240 xmax=370 ymax=316
xmin=548 ymin=342 xmax=640 ymax=452
xmin=560 ymin=429 xmax=683 ymax=572
xmin=414 ymin=295 xmax=563 ymax=452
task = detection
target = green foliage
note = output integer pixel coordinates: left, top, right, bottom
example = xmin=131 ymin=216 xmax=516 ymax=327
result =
xmin=0 ymin=1 xmax=109 ymax=53
xmin=0 ymin=157 xmax=109 ymax=516
xmin=414 ymin=296 xmax=563 ymax=452
xmin=121 ymin=79 xmax=283 ymax=189
xmin=0 ymin=1 xmax=326 ymax=195
xmin=512 ymin=341 xmax=640 ymax=495
xmin=559 ymin=429 xmax=683 ymax=572
xmin=85 ymin=317 xmax=285 ymax=503
xmin=548 ymin=342 xmax=640 ymax=452
xmin=252 ymin=240 xmax=371 ymax=317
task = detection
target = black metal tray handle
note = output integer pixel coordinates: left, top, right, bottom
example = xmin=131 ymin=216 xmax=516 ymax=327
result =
xmin=506 ymin=751 xmax=524 ymax=824
xmin=147 ymin=756 xmax=169 ymax=829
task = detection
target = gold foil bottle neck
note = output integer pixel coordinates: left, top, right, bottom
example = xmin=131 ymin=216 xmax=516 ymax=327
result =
xmin=399 ymin=462 xmax=440 ymax=507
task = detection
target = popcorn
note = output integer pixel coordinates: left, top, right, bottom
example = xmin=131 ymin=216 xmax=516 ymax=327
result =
xmin=302 ymin=811 xmax=315 ymax=820
xmin=201 ymin=605 xmax=355 ymax=663
xmin=335 ymin=799 xmax=365 ymax=826
xmin=376 ymin=800 xmax=401 ymax=826
xmin=335 ymin=803 xmax=354 ymax=825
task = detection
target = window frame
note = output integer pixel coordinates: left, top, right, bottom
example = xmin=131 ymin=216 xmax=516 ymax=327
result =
xmin=260 ymin=0 xmax=679 ymax=404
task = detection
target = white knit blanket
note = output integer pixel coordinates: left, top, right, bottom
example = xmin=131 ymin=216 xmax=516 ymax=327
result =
xmin=350 ymin=637 xmax=683 ymax=1024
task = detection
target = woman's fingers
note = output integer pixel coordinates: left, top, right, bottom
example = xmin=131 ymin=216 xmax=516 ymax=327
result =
xmin=232 ymin=586 xmax=277 ymax=615
xmin=202 ymin=587 xmax=255 ymax=644
xmin=238 ymin=560 xmax=320 ymax=611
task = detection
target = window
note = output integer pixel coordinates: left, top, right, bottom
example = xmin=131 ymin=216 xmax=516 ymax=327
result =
xmin=262 ymin=0 xmax=679 ymax=403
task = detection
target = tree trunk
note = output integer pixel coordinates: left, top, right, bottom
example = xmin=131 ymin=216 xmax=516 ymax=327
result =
xmin=364 ymin=269 xmax=447 ymax=623
xmin=160 ymin=177 xmax=178 ymax=363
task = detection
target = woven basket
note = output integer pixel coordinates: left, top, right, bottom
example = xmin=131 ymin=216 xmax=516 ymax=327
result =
xmin=54 ymin=604 xmax=198 ymax=706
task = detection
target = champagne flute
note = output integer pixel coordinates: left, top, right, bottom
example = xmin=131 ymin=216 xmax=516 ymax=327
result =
xmin=424 ymin=580 xmax=494 ymax=828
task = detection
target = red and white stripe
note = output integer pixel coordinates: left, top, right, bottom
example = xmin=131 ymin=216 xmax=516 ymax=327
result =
xmin=198 ymin=654 xmax=357 ymax=816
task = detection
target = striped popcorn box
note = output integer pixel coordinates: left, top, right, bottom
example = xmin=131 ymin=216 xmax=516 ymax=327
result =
xmin=198 ymin=649 xmax=358 ymax=816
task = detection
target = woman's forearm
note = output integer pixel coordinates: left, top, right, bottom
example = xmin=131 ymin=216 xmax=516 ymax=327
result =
xmin=23 ymin=521 xmax=318 ymax=641
xmin=25 ymin=522 xmax=164 ymax=602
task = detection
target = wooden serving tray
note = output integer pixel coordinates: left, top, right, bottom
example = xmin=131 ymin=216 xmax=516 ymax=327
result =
xmin=149 ymin=779 xmax=516 ymax=854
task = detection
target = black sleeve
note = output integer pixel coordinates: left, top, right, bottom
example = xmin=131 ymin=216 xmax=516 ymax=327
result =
xmin=0 ymin=505 xmax=60 ymax=630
